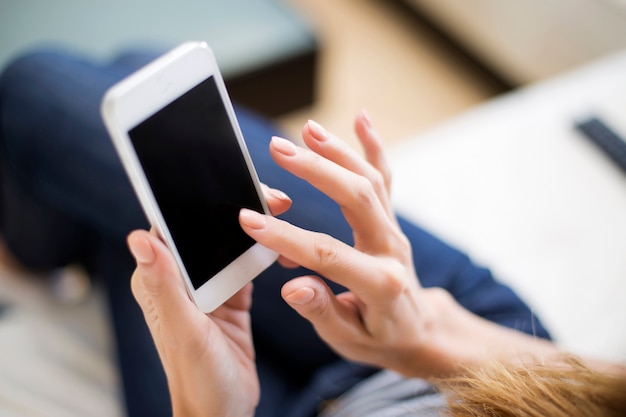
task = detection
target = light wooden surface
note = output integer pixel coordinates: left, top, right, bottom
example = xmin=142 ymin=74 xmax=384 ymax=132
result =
xmin=401 ymin=0 xmax=626 ymax=84
xmin=278 ymin=0 xmax=501 ymax=148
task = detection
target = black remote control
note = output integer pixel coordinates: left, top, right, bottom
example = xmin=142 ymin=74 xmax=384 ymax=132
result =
xmin=575 ymin=117 xmax=626 ymax=175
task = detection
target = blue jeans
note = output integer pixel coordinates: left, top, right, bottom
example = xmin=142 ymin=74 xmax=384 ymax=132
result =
xmin=0 ymin=50 xmax=550 ymax=417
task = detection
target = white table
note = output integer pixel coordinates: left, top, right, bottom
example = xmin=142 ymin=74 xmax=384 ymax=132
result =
xmin=390 ymin=50 xmax=626 ymax=363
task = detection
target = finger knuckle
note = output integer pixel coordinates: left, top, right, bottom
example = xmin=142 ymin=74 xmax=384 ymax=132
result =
xmin=312 ymin=233 xmax=342 ymax=269
xmin=368 ymin=169 xmax=386 ymax=197
xmin=374 ymin=260 xmax=408 ymax=299
xmin=351 ymin=176 xmax=378 ymax=208
xmin=393 ymin=231 xmax=413 ymax=260
xmin=386 ymin=261 xmax=407 ymax=298
xmin=379 ymin=228 xmax=413 ymax=262
xmin=426 ymin=287 xmax=455 ymax=308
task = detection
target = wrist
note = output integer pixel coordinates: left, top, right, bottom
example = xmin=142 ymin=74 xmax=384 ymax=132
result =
xmin=169 ymin=376 xmax=256 ymax=417
xmin=417 ymin=288 xmax=562 ymax=377
xmin=376 ymin=287 xmax=465 ymax=378
xmin=392 ymin=287 xmax=559 ymax=379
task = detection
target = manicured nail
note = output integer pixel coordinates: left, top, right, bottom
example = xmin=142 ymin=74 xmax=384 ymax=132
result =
xmin=360 ymin=109 xmax=372 ymax=129
xmin=307 ymin=119 xmax=328 ymax=141
xmin=239 ymin=208 xmax=267 ymax=230
xmin=285 ymin=287 xmax=315 ymax=305
xmin=271 ymin=136 xmax=297 ymax=156
xmin=270 ymin=188 xmax=291 ymax=202
xmin=128 ymin=233 xmax=155 ymax=265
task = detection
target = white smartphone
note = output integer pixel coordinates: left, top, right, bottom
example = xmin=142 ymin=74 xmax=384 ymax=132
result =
xmin=101 ymin=41 xmax=278 ymax=312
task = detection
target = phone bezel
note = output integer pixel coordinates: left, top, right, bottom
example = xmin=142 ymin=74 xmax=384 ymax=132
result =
xmin=101 ymin=41 xmax=277 ymax=312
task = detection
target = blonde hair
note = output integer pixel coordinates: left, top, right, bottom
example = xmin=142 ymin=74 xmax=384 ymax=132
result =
xmin=437 ymin=357 xmax=626 ymax=417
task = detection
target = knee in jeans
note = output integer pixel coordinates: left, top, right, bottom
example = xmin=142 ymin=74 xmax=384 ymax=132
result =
xmin=0 ymin=49 xmax=67 ymax=88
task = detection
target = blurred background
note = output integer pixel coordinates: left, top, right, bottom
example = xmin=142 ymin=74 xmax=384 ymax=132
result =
xmin=3 ymin=0 xmax=625 ymax=146
xmin=281 ymin=0 xmax=626 ymax=145
xmin=1 ymin=0 xmax=626 ymax=416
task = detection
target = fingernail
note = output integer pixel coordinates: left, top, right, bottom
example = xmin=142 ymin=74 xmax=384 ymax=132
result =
xmin=271 ymin=136 xmax=297 ymax=156
xmin=307 ymin=120 xmax=328 ymax=141
xmin=285 ymin=287 xmax=315 ymax=305
xmin=270 ymin=188 xmax=291 ymax=202
xmin=361 ymin=110 xmax=372 ymax=129
xmin=128 ymin=233 xmax=156 ymax=265
xmin=239 ymin=208 xmax=267 ymax=230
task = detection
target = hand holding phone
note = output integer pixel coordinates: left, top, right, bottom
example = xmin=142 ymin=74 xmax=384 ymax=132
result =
xmin=101 ymin=42 xmax=278 ymax=312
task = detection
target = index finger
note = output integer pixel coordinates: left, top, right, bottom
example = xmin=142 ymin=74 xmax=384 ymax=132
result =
xmin=239 ymin=209 xmax=405 ymax=308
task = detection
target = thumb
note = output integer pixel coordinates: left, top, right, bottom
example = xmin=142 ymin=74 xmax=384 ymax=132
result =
xmin=281 ymin=276 xmax=360 ymax=340
xmin=127 ymin=230 xmax=199 ymax=335
xmin=281 ymin=276 xmax=331 ymax=313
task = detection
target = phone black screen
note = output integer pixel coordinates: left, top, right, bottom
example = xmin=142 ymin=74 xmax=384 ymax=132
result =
xmin=129 ymin=76 xmax=263 ymax=289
